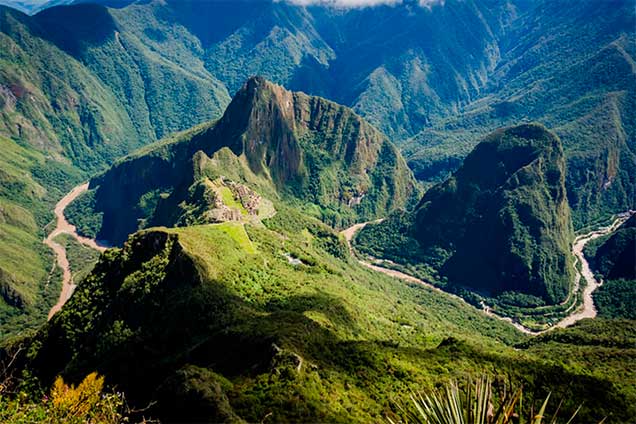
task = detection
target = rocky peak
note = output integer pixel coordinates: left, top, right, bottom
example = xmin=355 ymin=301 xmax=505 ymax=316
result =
xmin=205 ymin=76 xmax=302 ymax=184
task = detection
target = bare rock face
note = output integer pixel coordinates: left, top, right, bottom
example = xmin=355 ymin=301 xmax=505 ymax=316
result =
xmin=212 ymin=76 xmax=418 ymax=210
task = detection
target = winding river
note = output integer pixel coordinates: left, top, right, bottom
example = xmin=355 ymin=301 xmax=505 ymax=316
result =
xmin=342 ymin=212 xmax=634 ymax=335
xmin=45 ymin=183 xmax=107 ymax=320
xmin=45 ymin=182 xmax=632 ymax=332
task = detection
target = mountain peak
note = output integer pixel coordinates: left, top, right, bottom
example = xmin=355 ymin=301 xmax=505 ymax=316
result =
xmin=356 ymin=123 xmax=573 ymax=305
xmin=89 ymin=77 xmax=419 ymax=243
xmin=211 ymin=76 xmax=302 ymax=181
xmin=242 ymin=75 xmax=277 ymax=92
xmin=212 ymin=76 xmax=415 ymax=194
xmin=414 ymin=123 xmax=573 ymax=303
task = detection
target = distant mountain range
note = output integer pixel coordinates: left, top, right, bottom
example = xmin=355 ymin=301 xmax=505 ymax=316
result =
xmin=1 ymin=0 xmax=633 ymax=219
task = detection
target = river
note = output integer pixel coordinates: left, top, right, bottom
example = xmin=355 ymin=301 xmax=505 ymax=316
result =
xmin=342 ymin=212 xmax=634 ymax=335
xmin=45 ymin=183 xmax=107 ymax=319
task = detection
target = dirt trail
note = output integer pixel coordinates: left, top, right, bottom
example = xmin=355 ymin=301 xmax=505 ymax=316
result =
xmin=45 ymin=183 xmax=107 ymax=319
xmin=342 ymin=212 xmax=634 ymax=335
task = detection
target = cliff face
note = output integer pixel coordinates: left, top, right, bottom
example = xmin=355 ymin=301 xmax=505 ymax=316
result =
xmin=90 ymin=77 xmax=418 ymax=244
xmin=412 ymin=124 xmax=573 ymax=303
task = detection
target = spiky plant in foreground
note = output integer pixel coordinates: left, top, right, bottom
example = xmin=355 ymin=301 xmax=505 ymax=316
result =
xmin=387 ymin=377 xmax=588 ymax=424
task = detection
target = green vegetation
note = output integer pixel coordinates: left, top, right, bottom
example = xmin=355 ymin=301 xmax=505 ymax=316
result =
xmin=52 ymin=234 xmax=100 ymax=284
xmin=354 ymin=211 xmax=424 ymax=265
xmin=218 ymin=186 xmax=246 ymax=215
xmin=357 ymin=125 xmax=574 ymax=307
xmin=0 ymin=135 xmax=80 ymax=339
xmin=63 ymin=190 xmax=102 ymax=239
xmin=0 ymin=3 xmax=229 ymax=174
xmin=0 ymin=371 xmax=126 ymax=423
xmin=81 ymin=77 xmax=419 ymax=245
xmin=1 ymin=206 xmax=631 ymax=422
xmin=587 ymin=215 xmax=636 ymax=280
xmin=388 ymin=377 xmax=582 ymax=424
xmin=594 ymin=280 xmax=636 ymax=320
xmin=402 ymin=3 xmax=635 ymax=228
xmin=518 ymin=318 xmax=636 ymax=417
xmin=0 ymin=2 xmax=229 ymax=338
xmin=585 ymin=216 xmax=636 ymax=320
xmin=151 ymin=0 xmax=636 ymax=228
xmin=0 ymin=2 xmax=633 ymax=421
xmin=0 ymin=0 xmax=633 ymax=342
xmin=206 ymin=222 xmax=256 ymax=255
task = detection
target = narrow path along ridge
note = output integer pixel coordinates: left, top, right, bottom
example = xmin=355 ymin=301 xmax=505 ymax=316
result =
xmin=45 ymin=182 xmax=108 ymax=320
xmin=342 ymin=211 xmax=634 ymax=335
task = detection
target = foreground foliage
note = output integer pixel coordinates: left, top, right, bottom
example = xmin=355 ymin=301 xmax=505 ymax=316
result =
xmin=0 ymin=372 xmax=125 ymax=424
xmin=389 ymin=377 xmax=584 ymax=424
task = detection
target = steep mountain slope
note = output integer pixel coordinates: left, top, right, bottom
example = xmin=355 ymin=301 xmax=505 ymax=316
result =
xmin=142 ymin=0 xmax=516 ymax=141
xmin=415 ymin=124 xmax=573 ymax=303
xmin=84 ymin=77 xmax=418 ymax=245
xmin=0 ymin=3 xmax=229 ymax=332
xmin=0 ymin=135 xmax=79 ymax=337
xmin=307 ymin=0 xmax=517 ymax=139
xmin=356 ymin=124 xmax=573 ymax=304
xmin=0 ymin=4 xmax=229 ymax=172
xmin=405 ymin=0 xmax=636 ymax=226
xmin=8 ymin=208 xmax=634 ymax=422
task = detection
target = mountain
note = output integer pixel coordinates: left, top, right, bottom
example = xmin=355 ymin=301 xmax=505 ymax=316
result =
xmin=0 ymin=4 xmax=230 ymax=172
xmin=0 ymin=0 xmax=47 ymax=14
xmin=80 ymin=77 xmax=419 ymax=245
xmin=0 ymin=134 xmax=80 ymax=334
xmin=0 ymin=2 xmax=231 ymax=334
xmin=7 ymin=207 xmax=635 ymax=422
xmin=136 ymin=0 xmax=635 ymax=228
xmin=0 ymin=2 xmax=634 ymax=419
xmin=356 ymin=124 xmax=573 ymax=305
xmin=0 ymin=0 xmax=133 ymax=15
xmin=3 ymin=0 xmax=632 ymax=225
xmin=0 ymin=0 xmax=632 ymax=329
xmin=404 ymin=0 xmax=636 ymax=226
xmin=414 ymin=124 xmax=573 ymax=303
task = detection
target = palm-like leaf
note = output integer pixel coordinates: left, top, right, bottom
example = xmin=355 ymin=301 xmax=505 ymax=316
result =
xmin=388 ymin=377 xmax=594 ymax=424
